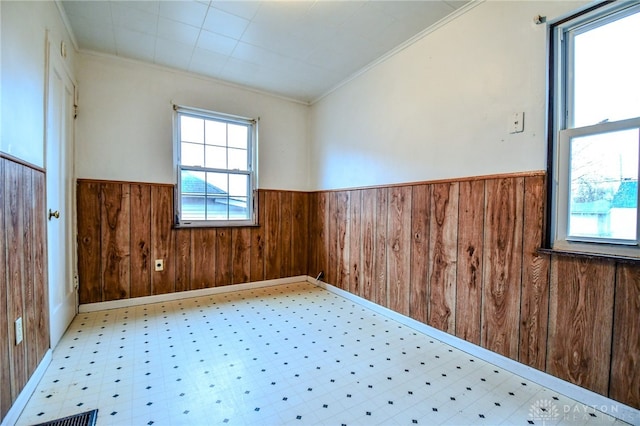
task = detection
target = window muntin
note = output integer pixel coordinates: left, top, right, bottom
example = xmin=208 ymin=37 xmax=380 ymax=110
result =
xmin=175 ymin=106 xmax=256 ymax=227
xmin=550 ymin=3 xmax=640 ymax=257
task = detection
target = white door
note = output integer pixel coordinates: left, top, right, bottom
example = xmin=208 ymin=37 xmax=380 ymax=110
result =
xmin=46 ymin=39 xmax=76 ymax=349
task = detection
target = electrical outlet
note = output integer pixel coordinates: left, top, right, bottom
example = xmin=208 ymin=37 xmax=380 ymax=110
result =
xmin=15 ymin=317 xmax=23 ymax=345
xmin=154 ymin=259 xmax=164 ymax=272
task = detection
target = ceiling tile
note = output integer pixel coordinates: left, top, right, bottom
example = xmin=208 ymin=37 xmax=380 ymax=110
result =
xmin=203 ymin=6 xmax=250 ymax=39
xmin=111 ymin=3 xmax=158 ymax=35
xmin=250 ymin=1 xmax=314 ymax=28
xmin=196 ymin=29 xmax=238 ymax=56
xmin=219 ymin=57 xmax=263 ymax=85
xmin=231 ymin=42 xmax=284 ymax=67
xmin=69 ymin=17 xmax=117 ymax=54
xmin=62 ymin=1 xmax=112 ymax=26
xmin=341 ymin=2 xmax=395 ymax=41
xmin=157 ymin=17 xmax=200 ymax=46
xmin=115 ymin=28 xmax=156 ymax=62
xmin=240 ymin=22 xmax=309 ymax=60
xmin=123 ymin=1 xmax=160 ymax=15
xmin=189 ymin=47 xmax=227 ymax=76
xmin=61 ymin=0 xmax=472 ymax=102
xmin=305 ymin=1 xmax=365 ymax=28
xmin=158 ymin=1 xmax=209 ymax=28
xmin=209 ymin=1 xmax=260 ymax=20
xmin=154 ymin=38 xmax=194 ymax=69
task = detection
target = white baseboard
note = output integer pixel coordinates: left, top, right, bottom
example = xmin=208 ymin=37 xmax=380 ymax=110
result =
xmin=1 ymin=349 xmax=52 ymax=426
xmin=79 ymin=276 xmax=308 ymax=313
xmin=307 ymin=276 xmax=640 ymax=426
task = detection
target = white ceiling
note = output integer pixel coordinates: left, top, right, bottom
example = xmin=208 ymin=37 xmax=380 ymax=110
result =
xmin=60 ymin=0 xmax=470 ymax=103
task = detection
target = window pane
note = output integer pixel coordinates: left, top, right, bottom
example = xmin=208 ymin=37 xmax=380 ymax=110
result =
xmin=180 ymin=116 xmax=204 ymax=143
xmin=205 ymin=145 xmax=227 ymax=169
xmin=572 ymin=11 xmax=640 ymax=127
xmin=206 ymin=195 xmax=228 ymax=220
xmin=229 ymin=174 xmax=248 ymax=197
xmin=181 ymin=195 xmax=205 ymax=220
xmin=207 ymin=172 xmax=228 ymax=195
xmin=568 ymin=129 xmax=639 ymax=240
xmin=181 ymin=170 xmax=207 ymax=220
xmin=181 ymin=170 xmax=206 ymax=195
xmin=228 ymin=124 xmax=248 ymax=149
xmin=228 ymin=148 xmax=248 ymax=170
xmin=205 ymin=120 xmax=226 ymax=146
xmin=229 ymin=197 xmax=249 ymax=219
xmin=181 ymin=142 xmax=203 ymax=167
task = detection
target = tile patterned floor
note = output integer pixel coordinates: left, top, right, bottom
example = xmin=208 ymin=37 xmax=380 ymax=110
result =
xmin=18 ymin=282 xmax=625 ymax=425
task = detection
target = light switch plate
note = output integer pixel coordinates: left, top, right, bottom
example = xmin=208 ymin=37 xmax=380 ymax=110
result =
xmin=510 ymin=112 xmax=524 ymax=133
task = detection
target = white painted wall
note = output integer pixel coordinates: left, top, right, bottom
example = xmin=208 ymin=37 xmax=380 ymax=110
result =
xmin=309 ymin=1 xmax=589 ymax=190
xmin=75 ymin=54 xmax=310 ymax=191
xmin=0 ymin=1 xmax=76 ymax=167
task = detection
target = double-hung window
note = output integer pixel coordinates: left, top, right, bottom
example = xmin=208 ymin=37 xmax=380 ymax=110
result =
xmin=549 ymin=2 xmax=640 ymax=258
xmin=174 ymin=105 xmax=257 ymax=227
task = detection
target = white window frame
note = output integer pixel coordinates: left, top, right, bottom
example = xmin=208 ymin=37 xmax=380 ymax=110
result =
xmin=549 ymin=2 xmax=640 ymax=258
xmin=174 ymin=105 xmax=258 ymax=228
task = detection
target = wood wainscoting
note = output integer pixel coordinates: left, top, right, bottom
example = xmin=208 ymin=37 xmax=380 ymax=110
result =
xmin=76 ymin=180 xmax=309 ymax=304
xmin=75 ymin=174 xmax=639 ymax=410
xmin=307 ymin=172 xmax=639 ymax=410
xmin=0 ymin=155 xmax=49 ymax=422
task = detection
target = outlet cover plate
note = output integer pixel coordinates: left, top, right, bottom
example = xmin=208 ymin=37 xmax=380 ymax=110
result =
xmin=15 ymin=317 xmax=23 ymax=345
xmin=154 ymin=259 xmax=164 ymax=271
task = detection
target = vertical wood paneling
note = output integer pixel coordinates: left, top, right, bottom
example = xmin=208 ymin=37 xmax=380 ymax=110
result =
xmin=610 ymin=263 xmax=640 ymax=407
xmin=21 ymin=169 xmax=37 ymax=376
xmin=279 ymin=192 xmax=293 ymax=278
xmin=306 ymin=192 xmax=318 ymax=277
xmin=150 ymin=186 xmax=175 ymax=295
xmin=77 ymin=181 xmax=102 ymax=304
xmin=387 ymin=186 xmax=412 ymax=316
xmin=548 ymin=257 xmax=615 ymax=395
xmin=336 ymin=191 xmax=350 ymax=290
xmin=216 ymin=229 xmax=232 ymax=286
xmin=291 ymin=192 xmax=309 ymax=277
xmin=349 ymin=190 xmax=362 ymax=295
xmin=428 ymin=182 xmax=459 ymax=333
xmin=232 ymin=227 xmax=251 ymax=284
xmin=481 ymin=178 xmax=523 ymax=359
xmin=191 ymin=229 xmax=216 ymax=289
xmin=360 ymin=189 xmax=376 ymax=301
xmin=174 ymin=229 xmax=191 ymax=292
xmin=101 ymin=183 xmax=130 ymax=300
xmin=71 ymin=175 xmax=640 ymax=410
xmin=250 ymin=190 xmax=265 ymax=282
xmin=327 ymin=192 xmax=338 ymax=286
xmin=0 ymin=159 xmax=10 ymax=419
xmin=32 ymin=171 xmax=49 ymax=363
xmin=455 ymin=180 xmax=484 ymax=345
xmin=316 ymin=192 xmax=330 ymax=280
xmin=0 ymin=159 xmax=49 ymax=423
xmin=130 ymin=184 xmax=151 ymax=298
xmin=5 ymin=161 xmax=27 ymax=398
xmin=264 ymin=191 xmax=282 ymax=280
xmin=374 ymin=188 xmax=388 ymax=307
xmin=410 ymin=184 xmax=430 ymax=324
xmin=519 ymin=176 xmax=550 ymax=370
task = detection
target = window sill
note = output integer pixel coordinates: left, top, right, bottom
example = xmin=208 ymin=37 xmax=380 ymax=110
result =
xmin=537 ymin=247 xmax=640 ymax=265
xmin=173 ymin=222 xmax=260 ymax=229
